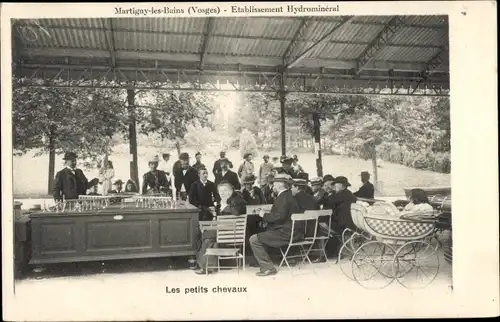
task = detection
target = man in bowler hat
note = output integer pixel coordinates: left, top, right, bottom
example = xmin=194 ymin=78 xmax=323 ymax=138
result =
xmin=353 ymin=171 xmax=375 ymax=199
xmin=53 ymin=152 xmax=99 ymax=201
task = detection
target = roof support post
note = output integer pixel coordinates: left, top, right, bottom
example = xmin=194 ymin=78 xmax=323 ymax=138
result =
xmin=279 ymin=68 xmax=287 ymax=156
xmin=200 ymin=18 xmax=215 ymax=71
xmin=286 ymin=16 xmax=353 ymax=69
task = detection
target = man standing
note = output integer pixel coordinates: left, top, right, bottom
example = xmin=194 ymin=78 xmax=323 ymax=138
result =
xmin=192 ymin=152 xmax=205 ymax=173
xmin=238 ymin=153 xmax=255 ymax=181
xmin=173 ymin=153 xmax=199 ymax=201
xmin=262 ymin=173 xmax=275 ymax=204
xmin=353 ymin=171 xmax=375 ymax=199
xmin=212 ymin=151 xmax=233 ymax=177
xmin=249 ymin=173 xmax=300 ymax=277
xmin=259 ymin=155 xmax=274 ymax=189
xmin=53 ymin=152 xmax=99 ymax=201
xmin=159 ymin=153 xmax=172 ymax=176
xmin=214 ymin=159 xmax=241 ymax=190
xmin=188 ymin=167 xmax=221 ymax=221
xmin=142 ymin=155 xmax=171 ymax=195
xmin=292 ymin=155 xmax=305 ymax=176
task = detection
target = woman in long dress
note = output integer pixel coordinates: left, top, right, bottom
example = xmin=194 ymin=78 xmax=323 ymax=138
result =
xmin=98 ymin=160 xmax=115 ymax=196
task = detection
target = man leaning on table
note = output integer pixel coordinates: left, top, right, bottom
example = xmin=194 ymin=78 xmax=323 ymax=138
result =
xmin=53 ymin=152 xmax=99 ymax=201
xmin=249 ymin=173 xmax=301 ymax=277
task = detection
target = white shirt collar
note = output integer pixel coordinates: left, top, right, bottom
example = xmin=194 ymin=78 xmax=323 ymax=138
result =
xmin=277 ymin=189 xmax=287 ymax=197
xmin=66 ymin=166 xmax=76 ymax=172
xmin=221 ymin=170 xmax=228 ymax=176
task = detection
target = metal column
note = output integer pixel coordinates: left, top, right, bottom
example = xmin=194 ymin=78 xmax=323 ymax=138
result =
xmin=279 ymin=71 xmax=286 ymax=156
xmin=126 ymin=89 xmax=139 ymax=188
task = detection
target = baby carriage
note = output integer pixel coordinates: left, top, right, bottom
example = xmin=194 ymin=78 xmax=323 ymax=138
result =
xmin=337 ymin=203 xmax=441 ymax=289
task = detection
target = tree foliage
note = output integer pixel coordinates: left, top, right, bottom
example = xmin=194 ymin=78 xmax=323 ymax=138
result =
xmin=12 ymin=85 xmax=127 ymax=162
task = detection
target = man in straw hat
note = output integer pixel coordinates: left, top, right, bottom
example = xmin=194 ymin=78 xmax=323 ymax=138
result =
xmin=53 ymin=152 xmax=99 ymax=201
xmin=173 ymin=153 xmax=199 ymax=201
xmin=258 ymin=154 xmax=274 ymax=189
xmin=142 ymin=155 xmax=171 ymax=195
xmin=353 ymin=171 xmax=375 ymax=199
xmin=238 ymin=152 xmax=255 ymax=181
xmin=249 ymin=173 xmax=300 ymax=277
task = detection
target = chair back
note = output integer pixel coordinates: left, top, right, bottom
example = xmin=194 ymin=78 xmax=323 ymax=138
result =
xmin=290 ymin=212 xmax=319 ymax=243
xmin=215 ymin=215 xmax=248 ymax=245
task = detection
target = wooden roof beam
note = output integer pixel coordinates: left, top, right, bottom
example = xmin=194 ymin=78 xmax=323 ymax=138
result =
xmin=285 ymin=16 xmax=354 ymax=69
xmin=199 ymin=17 xmax=215 ymax=71
xmin=355 ymin=16 xmax=406 ymax=74
xmin=102 ymin=18 xmax=116 ymax=68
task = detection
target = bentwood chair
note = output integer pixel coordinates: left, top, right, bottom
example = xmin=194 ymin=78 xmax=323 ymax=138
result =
xmin=204 ymin=215 xmax=248 ymax=273
xmin=278 ymin=212 xmax=319 ymax=273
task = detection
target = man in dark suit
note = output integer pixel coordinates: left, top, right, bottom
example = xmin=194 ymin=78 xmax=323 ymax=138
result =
xmin=249 ymin=173 xmax=300 ymax=276
xmin=142 ymin=155 xmax=171 ymax=195
xmin=262 ymin=173 xmax=275 ymax=204
xmin=192 ymin=152 xmax=206 ymax=173
xmin=189 ymin=167 xmax=221 ymax=221
xmin=291 ymin=179 xmax=318 ymax=213
xmin=53 ymin=152 xmax=99 ymax=201
xmin=310 ymin=177 xmax=327 ymax=208
xmin=174 ymin=153 xmax=199 ymax=200
xmin=212 ymin=151 xmax=234 ymax=178
xmin=281 ymin=156 xmax=298 ymax=179
xmin=353 ymin=171 xmax=375 ymax=200
xmin=214 ymin=158 xmax=240 ymax=190
xmin=321 ymin=174 xmax=336 ymax=210
xmin=331 ymin=176 xmax=357 ymax=233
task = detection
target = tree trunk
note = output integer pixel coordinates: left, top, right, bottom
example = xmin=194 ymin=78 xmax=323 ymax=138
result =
xmin=370 ymin=145 xmax=379 ymax=194
xmin=47 ymin=135 xmax=56 ymax=195
xmin=175 ymin=141 xmax=181 ymax=158
xmin=312 ymin=112 xmax=323 ymax=177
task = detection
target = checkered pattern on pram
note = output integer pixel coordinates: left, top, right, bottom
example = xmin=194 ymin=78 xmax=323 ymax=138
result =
xmin=365 ymin=217 xmax=435 ymax=238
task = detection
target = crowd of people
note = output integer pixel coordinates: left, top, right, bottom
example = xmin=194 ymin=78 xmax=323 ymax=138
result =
xmin=52 ymin=150 xmax=434 ymax=277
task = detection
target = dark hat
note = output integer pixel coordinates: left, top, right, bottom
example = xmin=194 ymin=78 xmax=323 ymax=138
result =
xmin=179 ymin=152 xmax=190 ymax=160
xmin=162 ymin=153 xmax=171 ymax=157
xmin=360 ymin=171 xmax=370 ymax=177
xmin=220 ymin=151 xmax=226 ymax=155
xmin=263 ymin=154 xmax=270 ymax=159
xmin=63 ymin=152 xmax=78 ymax=160
xmin=310 ymin=177 xmax=323 ymax=186
xmin=297 ymin=172 xmax=309 ymax=180
xmin=323 ymin=174 xmax=335 ymax=183
xmin=280 ymin=155 xmax=294 ymax=164
xmin=113 ymin=179 xmax=123 ymax=185
xmin=273 ymin=173 xmax=292 ymax=183
xmin=292 ymin=154 xmax=298 ymax=161
xmin=333 ymin=176 xmax=351 ymax=187
xmin=195 ymin=152 xmax=201 ymax=157
xmin=292 ymin=178 xmax=307 ymax=187
xmin=242 ymin=174 xmax=257 ymax=184
xmin=243 ymin=152 xmax=253 ymax=159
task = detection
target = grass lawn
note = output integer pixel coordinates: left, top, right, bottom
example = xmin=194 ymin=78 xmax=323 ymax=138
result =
xmin=13 ymin=144 xmax=450 ymax=198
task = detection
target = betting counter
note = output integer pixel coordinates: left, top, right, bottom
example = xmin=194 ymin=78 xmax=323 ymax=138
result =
xmin=27 ymin=195 xmax=199 ymax=265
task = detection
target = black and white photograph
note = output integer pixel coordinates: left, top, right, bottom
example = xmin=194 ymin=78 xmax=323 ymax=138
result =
xmin=2 ymin=2 xmax=498 ymax=321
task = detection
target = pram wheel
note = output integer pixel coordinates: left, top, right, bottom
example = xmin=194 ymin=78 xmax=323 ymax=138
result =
xmin=351 ymin=241 xmax=396 ymax=289
xmin=392 ymin=240 xmax=440 ymax=289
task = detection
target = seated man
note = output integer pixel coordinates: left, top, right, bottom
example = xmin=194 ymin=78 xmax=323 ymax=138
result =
xmin=195 ymin=181 xmax=247 ymax=275
xmin=331 ymin=176 xmax=357 ymax=233
xmin=353 ymin=171 xmax=375 ymax=200
xmin=310 ymin=177 xmax=327 ymax=208
xmin=249 ymin=173 xmax=300 ymax=277
xmin=142 ymin=155 xmax=171 ymax=195
xmin=241 ymin=175 xmax=266 ymax=205
xmin=262 ymin=173 xmax=275 ymax=204
xmin=109 ymin=179 xmax=124 ymax=194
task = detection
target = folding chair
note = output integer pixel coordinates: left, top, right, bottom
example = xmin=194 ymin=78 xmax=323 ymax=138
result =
xmin=278 ymin=212 xmax=319 ymax=272
xmin=204 ymin=215 xmax=248 ymax=273
xmin=304 ymin=210 xmax=336 ymax=262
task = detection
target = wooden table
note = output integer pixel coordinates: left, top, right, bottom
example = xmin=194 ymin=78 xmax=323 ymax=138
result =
xmin=28 ymin=204 xmax=199 ymax=265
